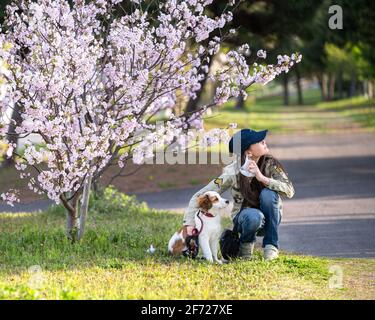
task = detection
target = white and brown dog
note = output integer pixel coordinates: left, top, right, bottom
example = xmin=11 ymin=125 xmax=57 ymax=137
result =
xmin=168 ymin=191 xmax=230 ymax=264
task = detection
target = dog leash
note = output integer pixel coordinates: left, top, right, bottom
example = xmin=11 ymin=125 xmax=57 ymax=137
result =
xmin=193 ymin=210 xmax=214 ymax=236
xmin=193 ymin=212 xmax=204 ymax=235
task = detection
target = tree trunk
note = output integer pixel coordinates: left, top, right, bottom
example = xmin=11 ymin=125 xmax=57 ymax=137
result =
xmin=349 ymin=71 xmax=356 ymax=97
xmin=362 ymin=81 xmax=366 ymax=96
xmin=337 ymin=68 xmax=343 ymax=99
xmin=295 ymin=65 xmax=303 ymax=105
xmin=2 ymin=104 xmax=22 ymax=168
xmin=66 ymin=195 xmax=79 ymax=242
xmin=317 ymin=73 xmax=328 ymax=101
xmin=185 ymin=57 xmax=214 ymax=114
xmin=64 ymin=175 xmax=92 ymax=242
xmin=282 ymin=73 xmax=289 ymax=106
xmin=235 ymin=94 xmax=245 ymax=109
xmin=77 ymin=174 xmax=92 ymax=241
xmin=368 ymin=80 xmax=374 ymax=98
xmin=92 ymin=180 xmax=103 ymax=197
xmin=328 ymin=73 xmax=336 ymax=101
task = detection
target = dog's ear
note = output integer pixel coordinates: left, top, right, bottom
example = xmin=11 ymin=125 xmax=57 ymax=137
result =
xmin=197 ymin=194 xmax=212 ymax=211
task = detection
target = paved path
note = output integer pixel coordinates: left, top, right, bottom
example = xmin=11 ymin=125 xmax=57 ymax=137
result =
xmin=1 ymin=131 xmax=375 ymax=258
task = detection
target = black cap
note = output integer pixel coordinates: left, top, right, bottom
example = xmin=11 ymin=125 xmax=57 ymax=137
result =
xmin=228 ymin=129 xmax=268 ymax=156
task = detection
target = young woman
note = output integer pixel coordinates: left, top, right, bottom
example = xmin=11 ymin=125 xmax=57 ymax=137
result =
xmin=183 ymin=128 xmax=295 ymax=261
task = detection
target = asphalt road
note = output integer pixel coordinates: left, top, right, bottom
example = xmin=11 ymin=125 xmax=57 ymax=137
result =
xmin=1 ymin=132 xmax=375 ymax=258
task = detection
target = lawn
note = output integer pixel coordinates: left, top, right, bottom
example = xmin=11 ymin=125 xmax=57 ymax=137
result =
xmin=203 ymin=90 xmax=375 ymax=133
xmin=0 ymin=187 xmax=374 ymax=300
xmin=317 ymin=96 xmax=375 ymax=129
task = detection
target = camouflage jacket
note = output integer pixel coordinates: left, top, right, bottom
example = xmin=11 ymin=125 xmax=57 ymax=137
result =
xmin=183 ymin=157 xmax=295 ymax=226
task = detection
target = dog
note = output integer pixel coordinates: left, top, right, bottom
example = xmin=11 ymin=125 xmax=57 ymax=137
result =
xmin=168 ymin=191 xmax=230 ymax=264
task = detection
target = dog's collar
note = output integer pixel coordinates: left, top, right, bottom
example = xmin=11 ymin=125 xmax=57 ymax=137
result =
xmin=199 ymin=210 xmax=215 ymax=218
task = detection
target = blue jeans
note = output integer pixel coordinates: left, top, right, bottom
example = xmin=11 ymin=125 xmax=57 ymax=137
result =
xmin=233 ymin=188 xmax=281 ymax=248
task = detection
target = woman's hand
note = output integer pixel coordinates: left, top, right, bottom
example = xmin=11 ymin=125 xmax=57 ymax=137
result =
xmin=248 ymin=159 xmax=262 ymax=178
xmin=248 ymin=160 xmax=270 ymax=186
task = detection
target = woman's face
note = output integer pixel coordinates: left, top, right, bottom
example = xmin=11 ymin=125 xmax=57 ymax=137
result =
xmin=246 ymin=139 xmax=269 ymax=158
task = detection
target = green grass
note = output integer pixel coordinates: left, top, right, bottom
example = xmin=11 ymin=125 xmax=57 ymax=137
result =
xmin=317 ymin=96 xmax=375 ymax=130
xmin=189 ymin=179 xmax=201 ymax=186
xmin=247 ymin=86 xmax=323 ymax=110
xmin=144 ymin=88 xmax=374 ymax=137
xmin=158 ymin=181 xmax=177 ymax=189
xmin=203 ymin=89 xmax=375 ymax=133
xmin=0 ymin=186 xmax=374 ymax=300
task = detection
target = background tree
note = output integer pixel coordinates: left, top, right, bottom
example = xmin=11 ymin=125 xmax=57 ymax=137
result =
xmin=215 ymin=0 xmax=323 ymax=107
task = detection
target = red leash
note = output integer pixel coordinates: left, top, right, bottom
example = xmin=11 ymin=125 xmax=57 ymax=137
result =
xmin=193 ymin=210 xmax=214 ymax=236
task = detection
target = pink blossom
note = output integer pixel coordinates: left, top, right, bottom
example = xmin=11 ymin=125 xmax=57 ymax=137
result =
xmin=0 ymin=0 xmax=301 ymax=208
xmin=1 ymin=189 xmax=20 ymax=207
xmin=257 ymin=49 xmax=267 ymax=59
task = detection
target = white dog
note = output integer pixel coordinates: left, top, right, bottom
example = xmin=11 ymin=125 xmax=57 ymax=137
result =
xmin=168 ymin=191 xmax=230 ymax=264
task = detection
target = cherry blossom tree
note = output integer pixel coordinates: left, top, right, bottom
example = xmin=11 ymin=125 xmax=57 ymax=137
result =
xmin=0 ymin=0 xmax=301 ymax=241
